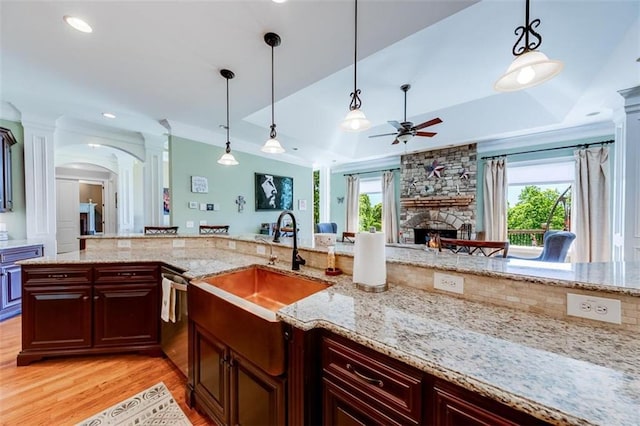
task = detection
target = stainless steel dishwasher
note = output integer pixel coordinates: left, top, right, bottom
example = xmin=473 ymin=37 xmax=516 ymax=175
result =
xmin=160 ymin=268 xmax=189 ymax=377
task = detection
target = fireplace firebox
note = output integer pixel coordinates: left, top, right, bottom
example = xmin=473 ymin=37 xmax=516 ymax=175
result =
xmin=413 ymin=228 xmax=457 ymax=245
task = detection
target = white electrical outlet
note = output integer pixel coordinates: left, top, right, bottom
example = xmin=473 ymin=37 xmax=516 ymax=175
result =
xmin=186 ymin=221 xmax=194 ymax=228
xmin=172 ymin=239 xmax=185 ymax=248
xmin=256 ymin=245 xmax=266 ymax=255
xmin=434 ymin=272 xmax=464 ymax=294
xmin=213 ymin=203 xmax=221 ymax=211
xmin=567 ymin=293 xmax=621 ymax=324
xmin=117 ymin=239 xmax=131 ymax=248
xmin=228 ymin=241 xmax=236 ymax=250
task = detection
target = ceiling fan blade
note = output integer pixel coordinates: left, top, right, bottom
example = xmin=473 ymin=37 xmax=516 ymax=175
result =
xmin=391 ymin=138 xmax=400 ymax=145
xmin=413 ymin=117 xmax=443 ymax=130
xmin=416 ymin=131 xmax=437 ymax=137
xmin=368 ymin=132 xmax=399 ymax=138
xmin=387 ymin=120 xmax=403 ymax=130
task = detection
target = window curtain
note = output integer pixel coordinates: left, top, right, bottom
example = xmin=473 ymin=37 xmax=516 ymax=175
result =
xmin=483 ymin=158 xmax=508 ymax=241
xmin=573 ymin=147 xmax=610 ymax=262
xmin=345 ymin=175 xmax=360 ymax=232
xmin=382 ymin=171 xmax=398 ymax=243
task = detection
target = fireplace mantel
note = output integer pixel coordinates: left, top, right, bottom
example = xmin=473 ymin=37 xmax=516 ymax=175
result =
xmin=400 ymin=195 xmax=475 ymax=208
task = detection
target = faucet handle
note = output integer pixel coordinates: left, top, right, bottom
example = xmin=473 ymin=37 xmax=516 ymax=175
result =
xmin=295 ymin=252 xmax=306 ymax=266
xmin=269 ymin=254 xmax=277 ymax=265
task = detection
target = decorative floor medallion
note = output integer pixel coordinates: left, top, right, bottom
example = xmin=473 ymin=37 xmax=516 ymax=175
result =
xmin=75 ymin=382 xmax=191 ymax=426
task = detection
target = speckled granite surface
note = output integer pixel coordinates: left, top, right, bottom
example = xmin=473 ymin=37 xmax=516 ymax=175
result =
xmin=19 ymin=246 xmax=640 ymax=425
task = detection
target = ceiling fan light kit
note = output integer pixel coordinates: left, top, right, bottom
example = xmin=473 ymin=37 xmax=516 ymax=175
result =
xmin=217 ymin=69 xmax=239 ymax=166
xmin=495 ymin=0 xmax=563 ymax=92
xmin=340 ymin=0 xmax=371 ymax=132
xmin=261 ymin=32 xmax=286 ymax=154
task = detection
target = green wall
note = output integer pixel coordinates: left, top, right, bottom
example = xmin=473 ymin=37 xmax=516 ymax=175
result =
xmin=169 ymin=136 xmax=314 ymax=240
xmin=329 ymin=167 xmax=401 ymax=236
xmin=0 ymin=119 xmax=26 ymax=240
xmin=475 ymin=134 xmax=615 ymax=232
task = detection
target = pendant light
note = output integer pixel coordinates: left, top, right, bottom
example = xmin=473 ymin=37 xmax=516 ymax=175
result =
xmin=340 ymin=0 xmax=370 ymax=132
xmin=494 ymin=0 xmax=563 ymax=92
xmin=261 ymin=32 xmax=285 ymax=154
xmin=217 ymin=69 xmax=239 ymax=166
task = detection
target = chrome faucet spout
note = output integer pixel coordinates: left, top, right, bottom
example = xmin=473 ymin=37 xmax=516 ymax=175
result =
xmin=273 ymin=210 xmax=305 ymax=270
xmin=256 ymin=236 xmax=277 ymax=265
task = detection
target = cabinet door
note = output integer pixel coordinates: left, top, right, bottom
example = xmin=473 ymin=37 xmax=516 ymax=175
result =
xmin=323 ymin=379 xmax=404 ymax=426
xmin=93 ymin=282 xmax=158 ymax=347
xmin=193 ymin=325 xmax=229 ymax=425
xmin=1 ymin=264 xmax=22 ymax=312
xmin=22 ymin=286 xmax=92 ymax=350
xmin=230 ymin=352 xmax=285 ymax=426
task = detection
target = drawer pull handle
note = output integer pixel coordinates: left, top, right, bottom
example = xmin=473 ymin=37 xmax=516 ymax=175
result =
xmin=117 ymin=272 xmax=136 ymax=277
xmin=346 ymin=363 xmax=384 ymax=388
xmin=48 ymin=274 xmax=68 ymax=279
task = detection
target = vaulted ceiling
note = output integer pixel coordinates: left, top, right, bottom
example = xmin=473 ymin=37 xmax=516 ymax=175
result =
xmin=1 ymin=0 xmax=638 ymax=167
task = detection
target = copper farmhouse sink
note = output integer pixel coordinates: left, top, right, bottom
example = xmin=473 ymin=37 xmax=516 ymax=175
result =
xmin=189 ymin=266 xmax=329 ymax=376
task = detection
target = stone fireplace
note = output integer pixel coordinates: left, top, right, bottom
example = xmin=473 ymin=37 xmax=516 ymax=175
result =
xmin=399 ymin=144 xmax=477 ymax=244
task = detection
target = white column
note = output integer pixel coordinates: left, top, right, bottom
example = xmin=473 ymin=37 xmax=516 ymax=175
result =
xmin=116 ymin=154 xmax=135 ymax=233
xmin=319 ymin=166 xmax=331 ymax=223
xmin=618 ymin=86 xmax=640 ymax=261
xmin=611 ymin=108 xmax=626 ymax=261
xmin=142 ymin=134 xmax=166 ymax=226
xmin=21 ymin=115 xmax=57 ymax=255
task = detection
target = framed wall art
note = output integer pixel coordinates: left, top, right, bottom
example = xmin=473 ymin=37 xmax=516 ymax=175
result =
xmin=255 ymin=173 xmax=293 ymax=211
xmin=191 ymin=176 xmax=208 ymax=193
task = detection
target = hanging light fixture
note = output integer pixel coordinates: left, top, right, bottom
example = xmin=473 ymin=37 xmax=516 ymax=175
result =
xmin=340 ymin=0 xmax=370 ymax=132
xmin=494 ymin=0 xmax=563 ymax=92
xmin=261 ymin=32 xmax=285 ymax=154
xmin=217 ymin=69 xmax=239 ymax=166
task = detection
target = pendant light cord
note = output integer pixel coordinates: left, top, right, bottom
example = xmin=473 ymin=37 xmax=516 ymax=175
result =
xmin=225 ymin=76 xmax=231 ymax=153
xmin=348 ymin=0 xmax=362 ymax=111
xmin=270 ymin=43 xmax=277 ymax=139
xmin=512 ymin=0 xmax=542 ymax=56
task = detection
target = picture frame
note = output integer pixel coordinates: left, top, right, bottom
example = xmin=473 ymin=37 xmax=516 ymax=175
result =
xmin=255 ymin=173 xmax=293 ymax=211
xmin=298 ymin=199 xmax=307 ymax=211
xmin=188 ymin=201 xmax=198 ymax=209
xmin=191 ymin=176 xmax=208 ymax=193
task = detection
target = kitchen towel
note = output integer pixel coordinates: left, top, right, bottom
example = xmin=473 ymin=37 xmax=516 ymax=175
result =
xmin=353 ymin=231 xmax=386 ymax=290
xmin=161 ymin=277 xmax=175 ymax=322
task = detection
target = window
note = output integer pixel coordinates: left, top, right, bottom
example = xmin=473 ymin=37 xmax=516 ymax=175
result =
xmin=359 ymin=177 xmax=382 ymax=231
xmin=507 ymin=159 xmax=573 ymax=246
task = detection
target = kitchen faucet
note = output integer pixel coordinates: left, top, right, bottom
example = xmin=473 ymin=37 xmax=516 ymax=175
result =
xmin=255 ymin=236 xmax=277 ymax=265
xmin=273 ymin=210 xmax=306 ymax=270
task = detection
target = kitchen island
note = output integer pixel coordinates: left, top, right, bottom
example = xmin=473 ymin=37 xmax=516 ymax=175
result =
xmin=18 ymin=234 xmax=640 ymax=425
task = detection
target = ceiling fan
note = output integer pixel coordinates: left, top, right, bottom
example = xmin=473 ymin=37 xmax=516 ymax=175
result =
xmin=368 ymin=84 xmax=442 ymax=145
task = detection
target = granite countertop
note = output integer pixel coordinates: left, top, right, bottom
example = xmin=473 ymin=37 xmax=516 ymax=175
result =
xmin=19 ymin=247 xmax=640 ymax=425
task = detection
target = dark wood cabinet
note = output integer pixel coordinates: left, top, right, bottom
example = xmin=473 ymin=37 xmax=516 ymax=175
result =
xmin=18 ymin=263 xmax=162 ymax=366
xmin=0 ymin=127 xmax=17 ymax=212
xmin=0 ymin=244 xmax=44 ymax=321
xmin=192 ymin=325 xmax=229 ymax=423
xmin=431 ymin=380 xmax=547 ymax=426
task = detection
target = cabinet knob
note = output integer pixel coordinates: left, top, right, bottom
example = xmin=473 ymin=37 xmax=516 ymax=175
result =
xmin=346 ymin=363 xmax=384 ymax=388
xmin=82 ymin=296 xmax=89 ymax=301
xmin=93 ymin=295 xmax=99 ymax=300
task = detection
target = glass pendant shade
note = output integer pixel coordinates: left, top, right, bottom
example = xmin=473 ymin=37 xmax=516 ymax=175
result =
xmin=397 ymin=133 xmax=412 ymax=144
xmin=340 ymin=108 xmax=371 ymax=132
xmin=495 ymin=51 xmax=563 ymax=92
xmin=261 ymin=137 xmax=285 ymax=154
xmin=217 ymin=151 xmax=238 ymax=166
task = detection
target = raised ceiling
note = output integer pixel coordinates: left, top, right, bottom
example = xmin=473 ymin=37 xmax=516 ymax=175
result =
xmin=1 ymin=0 xmax=638 ymax=167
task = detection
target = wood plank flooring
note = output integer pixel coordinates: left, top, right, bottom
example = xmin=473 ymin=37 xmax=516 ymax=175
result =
xmin=0 ymin=315 xmax=212 ymax=425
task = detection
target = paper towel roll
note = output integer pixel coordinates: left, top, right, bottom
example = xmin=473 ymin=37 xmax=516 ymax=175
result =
xmin=353 ymin=231 xmax=387 ymax=292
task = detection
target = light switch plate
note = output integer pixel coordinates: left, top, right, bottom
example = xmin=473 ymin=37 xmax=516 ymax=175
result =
xmin=117 ymin=240 xmax=131 ymax=248
xmin=567 ymin=293 xmax=621 ymax=324
xmin=434 ymin=272 xmax=464 ymax=294
xmin=186 ymin=221 xmax=194 ymax=228
xmin=199 ymin=203 xmax=207 ymax=211
xmin=256 ymin=245 xmax=266 ymax=255
xmin=213 ymin=203 xmax=221 ymax=211
xmin=228 ymin=241 xmax=236 ymax=250
xmin=172 ymin=239 xmax=185 ymax=248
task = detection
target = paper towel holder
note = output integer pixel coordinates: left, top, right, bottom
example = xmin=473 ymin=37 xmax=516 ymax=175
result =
xmin=355 ymin=282 xmax=388 ymax=293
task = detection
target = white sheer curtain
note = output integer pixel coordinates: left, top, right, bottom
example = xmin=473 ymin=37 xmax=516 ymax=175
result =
xmin=382 ymin=171 xmax=398 ymax=243
xmin=573 ymin=147 xmax=610 ymax=262
xmin=483 ymin=158 xmax=508 ymax=240
xmin=345 ymin=175 xmax=360 ymax=232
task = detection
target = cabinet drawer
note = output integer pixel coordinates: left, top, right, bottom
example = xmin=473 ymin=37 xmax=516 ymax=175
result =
xmin=322 ymin=335 xmax=423 ymax=423
xmin=1 ymin=245 xmax=43 ymax=264
xmin=94 ymin=264 xmax=159 ymax=283
xmin=23 ymin=266 xmax=92 ymax=285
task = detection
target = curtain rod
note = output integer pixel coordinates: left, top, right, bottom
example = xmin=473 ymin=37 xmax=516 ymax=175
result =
xmin=480 ymin=140 xmax=614 ymax=161
xmin=343 ymin=168 xmax=400 ymax=177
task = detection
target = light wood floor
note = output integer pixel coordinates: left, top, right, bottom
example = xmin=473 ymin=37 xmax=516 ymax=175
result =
xmin=0 ymin=315 xmax=212 ymax=425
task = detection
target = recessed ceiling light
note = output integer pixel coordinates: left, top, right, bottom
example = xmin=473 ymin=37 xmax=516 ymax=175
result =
xmin=63 ymin=15 xmax=93 ymax=33
xmin=272 ymin=0 xmax=287 ymax=3
xmin=88 ymin=143 xmax=101 ymax=148
xmin=102 ymin=112 xmax=116 ymax=119
xmin=292 ymin=147 xmax=298 ymax=151
xmin=586 ymin=111 xmax=600 ymax=117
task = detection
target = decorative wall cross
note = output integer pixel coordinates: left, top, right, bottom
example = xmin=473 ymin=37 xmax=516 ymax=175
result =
xmin=235 ymin=195 xmax=246 ymax=212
